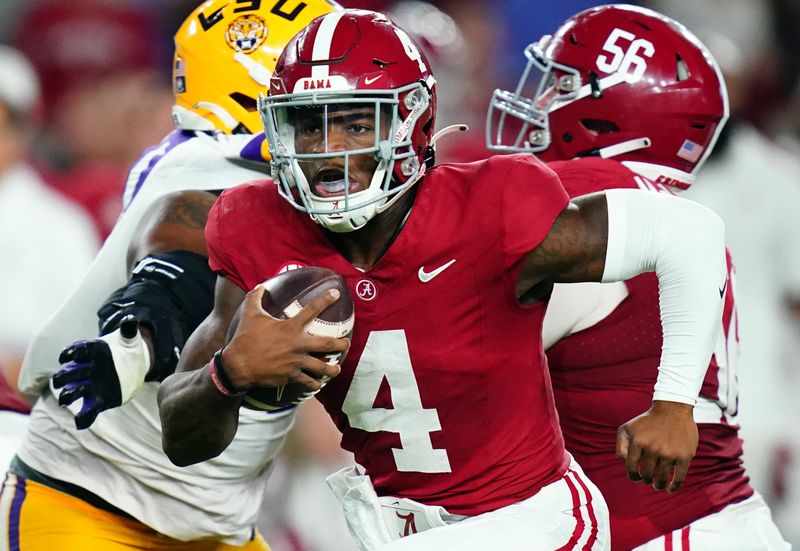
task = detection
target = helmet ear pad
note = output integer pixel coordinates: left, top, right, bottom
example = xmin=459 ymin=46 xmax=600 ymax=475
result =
xmin=539 ymin=107 xmax=616 ymax=163
xmin=539 ymin=92 xmax=655 ymax=163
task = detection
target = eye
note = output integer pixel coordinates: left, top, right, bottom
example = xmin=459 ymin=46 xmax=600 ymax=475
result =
xmin=297 ymin=120 xmax=322 ymax=135
xmin=348 ymin=123 xmax=371 ymax=134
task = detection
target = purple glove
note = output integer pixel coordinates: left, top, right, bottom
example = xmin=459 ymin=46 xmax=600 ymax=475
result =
xmin=53 ymin=318 xmax=148 ymax=430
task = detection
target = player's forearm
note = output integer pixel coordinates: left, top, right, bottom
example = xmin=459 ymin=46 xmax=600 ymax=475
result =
xmin=157 ymin=285 xmax=244 ymax=466
xmin=601 ymin=189 xmax=726 ymax=404
xmin=113 ymin=192 xmax=218 ymax=383
xmin=158 ymin=366 xmax=242 ymax=466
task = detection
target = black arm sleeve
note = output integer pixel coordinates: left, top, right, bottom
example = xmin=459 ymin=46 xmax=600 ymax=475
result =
xmin=97 ymin=251 xmax=216 ymax=381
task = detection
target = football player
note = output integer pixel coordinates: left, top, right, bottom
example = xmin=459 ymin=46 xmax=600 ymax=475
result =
xmin=158 ymin=10 xmax=730 ymax=550
xmin=2 ymin=1 xmax=339 ymax=549
xmin=486 ymin=4 xmax=789 ymax=550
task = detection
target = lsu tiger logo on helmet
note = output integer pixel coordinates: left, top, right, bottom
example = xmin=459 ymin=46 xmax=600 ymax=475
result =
xmin=172 ymin=0 xmax=340 ymax=135
xmin=225 ymin=14 xmax=268 ymax=54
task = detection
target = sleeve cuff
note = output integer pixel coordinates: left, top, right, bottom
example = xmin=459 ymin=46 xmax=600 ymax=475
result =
xmin=652 ymin=391 xmax=697 ymax=406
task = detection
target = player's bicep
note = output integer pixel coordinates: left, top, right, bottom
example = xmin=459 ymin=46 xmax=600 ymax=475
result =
xmin=176 ymin=276 xmax=245 ymax=373
xmin=127 ymin=190 xmax=217 ymax=269
xmin=517 ymin=192 xmax=608 ymax=296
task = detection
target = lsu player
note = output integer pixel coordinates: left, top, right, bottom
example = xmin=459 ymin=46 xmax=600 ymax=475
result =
xmin=158 ymin=10 xmax=732 ymax=550
xmin=487 ymin=5 xmax=789 ymax=550
xmin=2 ymin=0 xmax=339 ymax=549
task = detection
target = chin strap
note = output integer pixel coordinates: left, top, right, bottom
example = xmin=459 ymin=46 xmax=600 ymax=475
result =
xmin=431 ymin=124 xmax=469 ymax=148
xmin=425 ymin=124 xmax=469 ymax=169
xmin=595 ymin=137 xmax=652 ymax=159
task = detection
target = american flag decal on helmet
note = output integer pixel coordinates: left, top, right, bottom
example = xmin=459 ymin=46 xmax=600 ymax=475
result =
xmin=676 ymin=139 xmax=704 ymax=163
xmin=174 ymin=57 xmax=186 ymax=93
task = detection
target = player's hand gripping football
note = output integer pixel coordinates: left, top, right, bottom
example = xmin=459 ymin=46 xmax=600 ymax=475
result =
xmin=616 ymin=400 xmax=698 ymax=492
xmin=220 ymin=285 xmax=347 ymax=393
xmin=53 ymin=317 xmax=152 ymax=430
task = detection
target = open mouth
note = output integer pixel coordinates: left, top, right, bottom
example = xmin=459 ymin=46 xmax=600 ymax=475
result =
xmin=313 ymin=168 xmax=359 ymax=198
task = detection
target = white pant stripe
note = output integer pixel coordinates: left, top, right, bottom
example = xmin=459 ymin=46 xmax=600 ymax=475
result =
xmin=0 ymin=474 xmax=19 ymax=550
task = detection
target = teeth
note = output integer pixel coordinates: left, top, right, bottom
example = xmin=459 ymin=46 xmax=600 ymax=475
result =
xmin=319 ymin=179 xmax=346 ymax=193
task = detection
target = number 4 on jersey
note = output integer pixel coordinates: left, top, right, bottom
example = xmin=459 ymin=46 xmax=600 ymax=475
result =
xmin=342 ymin=330 xmax=451 ymax=473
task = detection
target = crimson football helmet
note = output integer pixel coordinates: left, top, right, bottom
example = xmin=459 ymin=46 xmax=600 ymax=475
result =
xmin=260 ymin=9 xmax=437 ymax=232
xmin=487 ymin=4 xmax=729 ymax=188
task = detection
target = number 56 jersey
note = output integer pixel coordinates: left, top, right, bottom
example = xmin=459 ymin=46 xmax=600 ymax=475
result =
xmin=207 ymin=154 xmax=571 ymax=516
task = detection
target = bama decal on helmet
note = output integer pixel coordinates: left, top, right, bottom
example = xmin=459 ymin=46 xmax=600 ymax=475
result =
xmin=293 ymin=75 xmax=349 ymax=92
xmin=225 ymin=14 xmax=269 ymax=53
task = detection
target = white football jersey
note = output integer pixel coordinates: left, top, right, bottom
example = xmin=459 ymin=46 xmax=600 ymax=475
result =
xmin=17 ymin=130 xmax=296 ymax=544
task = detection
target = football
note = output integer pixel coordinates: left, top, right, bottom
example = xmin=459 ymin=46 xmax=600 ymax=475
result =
xmin=241 ymin=267 xmax=354 ymax=411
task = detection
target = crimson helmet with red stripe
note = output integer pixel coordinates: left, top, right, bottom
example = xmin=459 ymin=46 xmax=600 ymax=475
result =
xmin=260 ymin=9 xmax=437 ymax=232
xmin=487 ymin=4 xmax=729 ymax=189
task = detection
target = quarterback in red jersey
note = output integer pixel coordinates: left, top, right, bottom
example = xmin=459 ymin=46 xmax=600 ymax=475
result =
xmin=159 ymin=10 xmax=728 ymax=550
xmin=487 ymin=5 xmax=789 ymax=550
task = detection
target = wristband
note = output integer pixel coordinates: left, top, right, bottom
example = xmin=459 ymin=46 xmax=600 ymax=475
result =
xmin=209 ymin=349 xmax=246 ymax=398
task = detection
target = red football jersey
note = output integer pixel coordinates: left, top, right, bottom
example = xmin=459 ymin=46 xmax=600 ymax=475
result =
xmin=547 ymin=158 xmax=753 ymax=549
xmin=207 ymin=154 xmax=570 ymax=515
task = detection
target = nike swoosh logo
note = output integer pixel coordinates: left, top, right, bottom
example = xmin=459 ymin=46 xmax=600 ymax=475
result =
xmin=364 ymin=75 xmax=381 ymax=85
xmin=418 ymin=259 xmax=456 ymax=283
xmin=719 ymin=279 xmax=728 ymax=298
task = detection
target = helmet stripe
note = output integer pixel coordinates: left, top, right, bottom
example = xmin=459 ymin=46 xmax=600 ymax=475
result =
xmin=311 ymin=11 xmax=346 ymax=79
